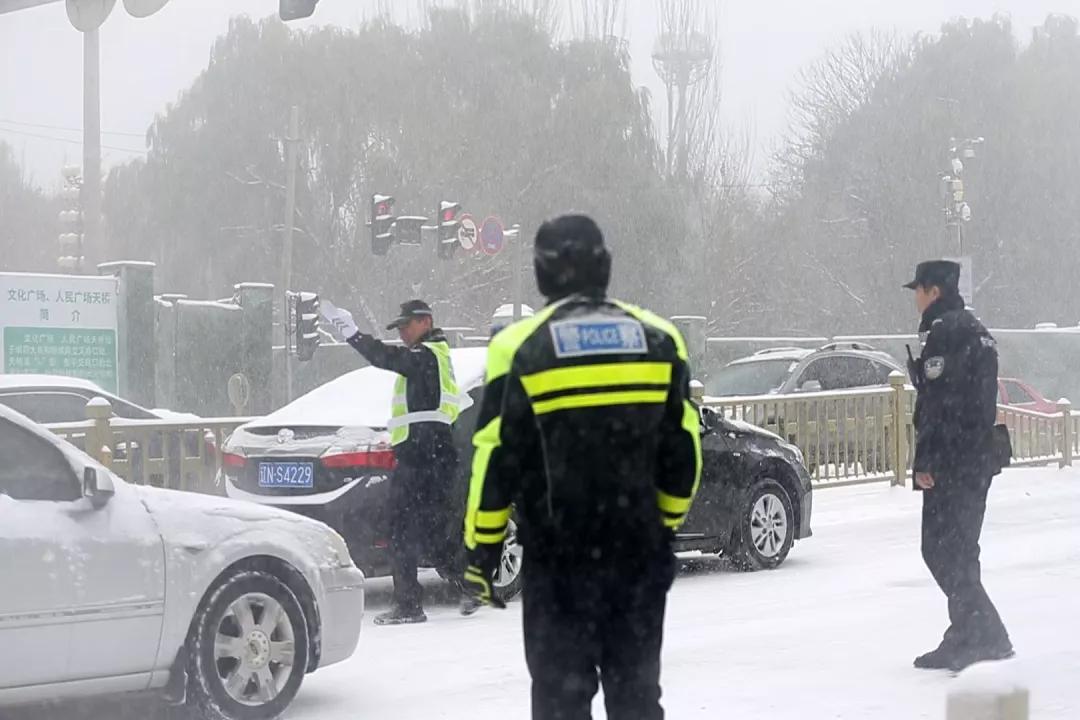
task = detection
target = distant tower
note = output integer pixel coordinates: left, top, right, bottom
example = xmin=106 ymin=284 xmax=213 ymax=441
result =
xmin=652 ymin=1 xmax=713 ymax=179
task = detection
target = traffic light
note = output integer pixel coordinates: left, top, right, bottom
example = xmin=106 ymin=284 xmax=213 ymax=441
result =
xmin=279 ymin=0 xmax=319 ymax=21
xmin=437 ymin=201 xmax=461 ymax=260
xmin=370 ymin=194 xmax=395 ymax=256
xmin=294 ymin=292 xmax=320 ymax=361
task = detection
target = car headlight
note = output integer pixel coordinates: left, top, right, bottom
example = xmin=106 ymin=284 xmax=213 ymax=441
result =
xmin=326 ymin=529 xmax=355 ymax=569
xmin=782 ymin=441 xmax=805 ymax=468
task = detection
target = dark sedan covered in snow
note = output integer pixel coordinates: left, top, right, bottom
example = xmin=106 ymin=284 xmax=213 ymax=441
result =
xmin=220 ymin=347 xmax=813 ymax=602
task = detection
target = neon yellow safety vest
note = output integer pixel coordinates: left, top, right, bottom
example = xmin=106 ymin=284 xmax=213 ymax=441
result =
xmin=387 ymin=341 xmax=461 ymax=446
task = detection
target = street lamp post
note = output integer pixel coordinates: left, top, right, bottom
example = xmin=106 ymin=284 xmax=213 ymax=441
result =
xmin=82 ymin=25 xmax=101 ymax=270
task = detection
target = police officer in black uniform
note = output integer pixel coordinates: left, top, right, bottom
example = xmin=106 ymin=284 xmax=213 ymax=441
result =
xmin=904 ymin=260 xmax=1013 ymax=672
xmin=460 ymin=215 xmax=701 ymax=719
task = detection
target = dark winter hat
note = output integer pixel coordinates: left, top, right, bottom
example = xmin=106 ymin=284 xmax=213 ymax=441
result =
xmin=903 ymin=260 xmax=960 ymax=293
xmin=533 ymin=214 xmax=612 ymax=300
xmin=386 ymin=299 xmax=433 ymax=330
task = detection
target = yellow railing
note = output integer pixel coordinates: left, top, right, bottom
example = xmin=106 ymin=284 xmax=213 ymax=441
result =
xmin=703 ymin=373 xmax=913 ymax=488
xmin=997 ymin=399 xmax=1075 ymax=468
xmin=44 ymin=388 xmax=1075 ymax=498
xmin=46 ymin=399 xmax=250 ymax=495
xmin=703 ymin=373 xmax=1075 ymax=488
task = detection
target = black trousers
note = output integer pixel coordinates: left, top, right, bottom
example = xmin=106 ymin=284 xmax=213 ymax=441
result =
xmin=921 ymin=480 xmax=1009 ymax=650
xmin=522 ymin=550 xmax=675 ymax=720
xmin=389 ymin=460 xmax=455 ymax=612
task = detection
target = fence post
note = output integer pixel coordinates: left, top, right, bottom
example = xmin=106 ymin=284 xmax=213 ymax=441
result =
xmin=1058 ymin=398 xmax=1072 ymax=469
xmin=888 ymin=371 xmax=909 ymax=487
xmin=84 ymin=398 xmax=113 ymax=467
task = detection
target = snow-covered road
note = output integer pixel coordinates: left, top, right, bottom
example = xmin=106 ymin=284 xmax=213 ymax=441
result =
xmin=10 ymin=467 xmax=1078 ymax=720
xmin=289 ymin=467 xmax=1079 ymax=720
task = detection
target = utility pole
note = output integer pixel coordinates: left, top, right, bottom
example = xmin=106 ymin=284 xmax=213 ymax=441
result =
xmin=510 ymin=224 xmax=524 ymax=322
xmin=281 ymin=105 xmax=300 ymax=403
xmin=82 ymin=26 xmax=101 ymax=271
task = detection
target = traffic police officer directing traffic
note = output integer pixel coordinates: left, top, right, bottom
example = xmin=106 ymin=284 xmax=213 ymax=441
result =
xmin=326 ymin=299 xmax=462 ymax=626
xmin=461 ymin=215 xmax=702 ymax=719
xmin=904 ymin=260 xmax=1013 ymax=672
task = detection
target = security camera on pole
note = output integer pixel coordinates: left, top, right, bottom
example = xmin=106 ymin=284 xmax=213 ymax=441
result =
xmin=938 ymin=136 xmax=983 ymax=305
xmin=58 ymin=165 xmax=84 ymax=273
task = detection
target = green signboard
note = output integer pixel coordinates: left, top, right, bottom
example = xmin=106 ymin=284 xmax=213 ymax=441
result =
xmin=3 ymin=327 xmax=118 ymax=393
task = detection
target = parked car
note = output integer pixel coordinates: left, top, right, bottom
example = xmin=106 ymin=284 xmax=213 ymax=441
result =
xmin=0 ymin=404 xmax=364 ymax=720
xmin=998 ymin=377 xmax=1057 ymax=414
xmin=704 ymin=344 xmax=906 ymax=472
xmin=220 ymin=347 xmax=814 ymax=603
xmin=704 ymin=342 xmax=904 ymax=398
xmin=0 ymin=373 xmax=198 ymax=423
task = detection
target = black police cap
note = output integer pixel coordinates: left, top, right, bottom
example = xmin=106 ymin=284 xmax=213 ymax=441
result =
xmin=903 ymin=260 xmax=960 ymax=292
xmin=386 ymin=299 xmax=433 ymax=330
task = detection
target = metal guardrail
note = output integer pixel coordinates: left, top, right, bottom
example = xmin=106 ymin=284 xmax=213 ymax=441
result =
xmin=705 ymin=373 xmax=1076 ymax=488
xmin=44 ymin=385 xmax=1075 ymax=497
xmin=46 ymin=399 xmax=250 ymax=495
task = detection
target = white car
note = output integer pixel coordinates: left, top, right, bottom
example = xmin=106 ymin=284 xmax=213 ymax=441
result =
xmin=0 ymin=404 xmax=365 ymax=720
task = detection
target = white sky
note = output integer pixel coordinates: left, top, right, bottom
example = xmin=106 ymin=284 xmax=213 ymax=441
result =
xmin=0 ymin=0 xmax=1075 ymax=188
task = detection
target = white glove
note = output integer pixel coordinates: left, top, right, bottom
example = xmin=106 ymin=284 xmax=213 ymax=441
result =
xmin=319 ymin=299 xmax=359 ymax=342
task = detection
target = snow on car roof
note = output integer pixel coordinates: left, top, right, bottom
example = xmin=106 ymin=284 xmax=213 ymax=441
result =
xmin=728 ymin=349 xmax=813 ymax=365
xmin=0 ymin=373 xmax=105 ymax=392
xmin=247 ymin=346 xmax=489 ymax=430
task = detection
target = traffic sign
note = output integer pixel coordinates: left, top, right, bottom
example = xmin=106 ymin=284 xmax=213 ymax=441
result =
xmin=479 ymin=217 xmax=505 ymax=256
xmin=0 ymin=272 xmax=120 ymax=392
xmin=458 ymin=214 xmax=478 ymax=252
xmin=123 ymin=0 xmax=170 ymax=18
xmin=66 ymin=0 xmax=115 ymax=31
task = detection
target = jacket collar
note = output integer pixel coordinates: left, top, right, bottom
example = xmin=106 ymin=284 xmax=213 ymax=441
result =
xmin=919 ymin=294 xmax=964 ymax=333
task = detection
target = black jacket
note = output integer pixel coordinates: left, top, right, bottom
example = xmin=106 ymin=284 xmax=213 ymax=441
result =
xmin=910 ymin=295 xmax=999 ymax=486
xmin=464 ymin=294 xmax=702 ymax=567
xmin=347 ymin=328 xmax=456 ymax=467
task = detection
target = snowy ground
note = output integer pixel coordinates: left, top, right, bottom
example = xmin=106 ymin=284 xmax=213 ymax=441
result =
xmin=8 ymin=467 xmax=1079 ymax=720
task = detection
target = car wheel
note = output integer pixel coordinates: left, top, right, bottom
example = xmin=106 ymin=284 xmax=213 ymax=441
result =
xmin=187 ymin=571 xmax=309 ymax=720
xmin=726 ymin=479 xmax=795 ymax=571
xmin=492 ymin=518 xmax=524 ymax=604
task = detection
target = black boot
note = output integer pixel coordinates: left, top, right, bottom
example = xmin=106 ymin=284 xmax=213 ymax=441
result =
xmin=373 ymin=605 xmax=427 ymax=626
xmin=948 ymin=640 xmax=1015 ymax=673
xmin=914 ymin=644 xmax=958 ymax=670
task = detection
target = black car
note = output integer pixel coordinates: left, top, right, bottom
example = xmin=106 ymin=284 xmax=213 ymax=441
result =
xmin=221 ymin=347 xmax=812 ymax=602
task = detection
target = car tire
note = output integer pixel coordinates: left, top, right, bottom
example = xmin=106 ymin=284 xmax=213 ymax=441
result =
xmin=725 ymin=479 xmax=795 ymax=571
xmin=491 ymin=518 xmax=524 ymax=604
xmin=186 ymin=571 xmax=309 ymax=720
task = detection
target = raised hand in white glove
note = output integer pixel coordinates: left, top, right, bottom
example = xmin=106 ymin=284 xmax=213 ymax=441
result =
xmin=319 ymin=299 xmax=360 ymax=342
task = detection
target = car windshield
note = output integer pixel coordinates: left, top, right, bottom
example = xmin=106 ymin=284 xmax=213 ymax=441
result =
xmin=705 ymin=359 xmax=798 ymax=396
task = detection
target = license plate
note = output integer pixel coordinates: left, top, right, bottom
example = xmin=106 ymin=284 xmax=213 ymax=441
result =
xmin=258 ymin=462 xmax=315 ymax=488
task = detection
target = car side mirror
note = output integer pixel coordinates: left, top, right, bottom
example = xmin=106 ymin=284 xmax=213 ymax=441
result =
xmin=83 ymin=467 xmax=115 ymax=509
xmin=700 ymin=406 xmax=720 ymax=430
xmin=799 ymin=380 xmax=823 ymax=393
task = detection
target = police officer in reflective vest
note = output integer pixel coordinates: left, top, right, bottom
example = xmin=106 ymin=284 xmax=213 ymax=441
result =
xmin=339 ymin=299 xmax=461 ymax=625
xmin=904 ymin=261 xmax=1013 ymax=671
xmin=461 ymin=215 xmax=701 ymax=719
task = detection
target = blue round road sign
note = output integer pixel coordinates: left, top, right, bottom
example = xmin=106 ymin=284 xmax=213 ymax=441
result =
xmin=479 ymin=217 xmax=505 ymax=256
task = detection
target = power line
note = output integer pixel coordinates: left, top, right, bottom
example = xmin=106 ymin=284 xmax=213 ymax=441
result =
xmin=0 ymin=126 xmax=147 ymax=155
xmin=0 ymin=117 xmax=146 ymax=139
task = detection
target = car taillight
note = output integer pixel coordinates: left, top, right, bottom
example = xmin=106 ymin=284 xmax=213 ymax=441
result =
xmin=222 ymin=452 xmax=247 ymax=469
xmin=321 ymin=449 xmax=396 ymax=470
